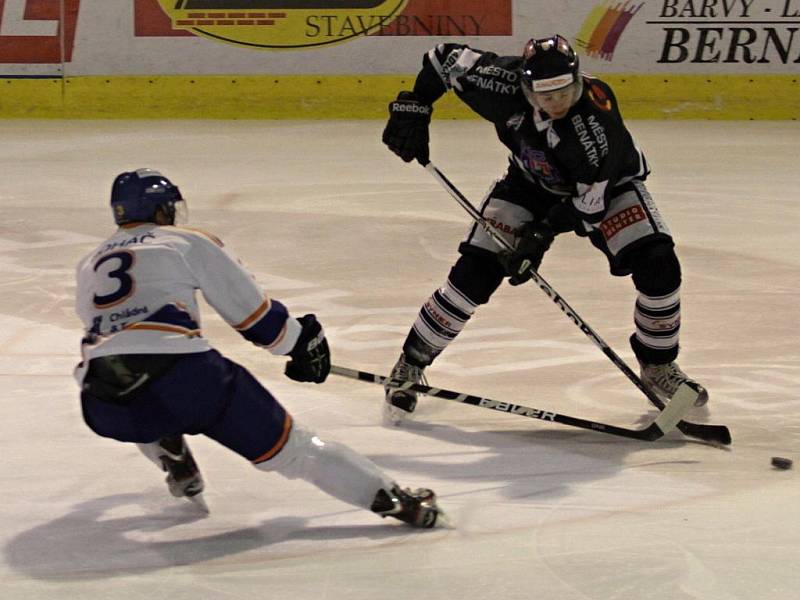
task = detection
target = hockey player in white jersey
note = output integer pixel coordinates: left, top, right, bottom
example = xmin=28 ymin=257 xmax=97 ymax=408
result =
xmin=74 ymin=168 xmax=447 ymax=528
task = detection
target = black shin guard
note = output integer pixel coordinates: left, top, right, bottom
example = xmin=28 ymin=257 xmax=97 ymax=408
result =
xmin=403 ymin=252 xmax=505 ymax=367
xmin=630 ymin=242 xmax=682 ymax=364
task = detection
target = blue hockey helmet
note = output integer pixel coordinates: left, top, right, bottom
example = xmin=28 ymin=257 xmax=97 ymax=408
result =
xmin=110 ymin=168 xmax=184 ymax=225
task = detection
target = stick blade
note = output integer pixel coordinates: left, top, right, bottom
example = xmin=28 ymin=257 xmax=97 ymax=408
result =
xmin=684 ymin=421 xmax=732 ymax=446
xmin=710 ymin=425 xmax=732 ymax=446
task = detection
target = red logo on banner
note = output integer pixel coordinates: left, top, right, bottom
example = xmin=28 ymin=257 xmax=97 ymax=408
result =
xmin=0 ymin=0 xmax=81 ymax=64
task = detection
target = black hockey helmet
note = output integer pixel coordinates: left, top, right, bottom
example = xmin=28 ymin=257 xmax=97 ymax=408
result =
xmin=110 ymin=168 xmax=185 ymax=225
xmin=520 ymin=35 xmax=580 ymax=93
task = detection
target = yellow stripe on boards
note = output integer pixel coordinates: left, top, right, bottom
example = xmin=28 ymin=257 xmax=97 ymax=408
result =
xmin=0 ymin=74 xmax=797 ymax=119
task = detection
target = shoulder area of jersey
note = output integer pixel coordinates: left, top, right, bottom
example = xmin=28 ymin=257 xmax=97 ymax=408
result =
xmin=582 ymin=76 xmax=615 ymax=113
xmin=113 ymin=210 xmax=227 ymax=249
xmin=162 ymin=224 xmax=226 ymax=248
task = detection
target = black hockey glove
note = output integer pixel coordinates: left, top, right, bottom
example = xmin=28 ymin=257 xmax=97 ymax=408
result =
xmin=382 ymin=91 xmax=433 ymax=165
xmin=285 ymin=314 xmax=331 ymax=384
xmin=498 ymin=222 xmax=555 ymax=286
xmin=546 ymin=200 xmax=584 ymax=235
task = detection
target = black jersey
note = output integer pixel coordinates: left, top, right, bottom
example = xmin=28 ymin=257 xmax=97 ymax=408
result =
xmin=412 ymin=44 xmax=650 ymax=223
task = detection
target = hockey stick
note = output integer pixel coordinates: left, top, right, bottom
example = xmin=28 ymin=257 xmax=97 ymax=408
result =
xmin=424 ymin=162 xmax=731 ymax=446
xmin=331 ymin=365 xmax=695 ymax=442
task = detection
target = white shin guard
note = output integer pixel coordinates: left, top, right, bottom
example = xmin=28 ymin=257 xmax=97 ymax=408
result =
xmin=255 ymin=423 xmax=395 ymax=510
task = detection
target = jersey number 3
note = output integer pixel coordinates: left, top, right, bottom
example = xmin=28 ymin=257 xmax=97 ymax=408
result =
xmin=93 ymin=251 xmax=135 ymax=308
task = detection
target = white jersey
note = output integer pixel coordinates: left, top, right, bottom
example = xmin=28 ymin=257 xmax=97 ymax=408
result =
xmin=75 ymin=223 xmax=301 ymax=380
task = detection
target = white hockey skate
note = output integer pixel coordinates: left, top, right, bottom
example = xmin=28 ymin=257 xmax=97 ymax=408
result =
xmin=640 ymin=360 xmax=708 ymax=407
xmin=383 ymin=352 xmax=426 ymax=425
xmin=371 ymin=485 xmax=451 ymax=529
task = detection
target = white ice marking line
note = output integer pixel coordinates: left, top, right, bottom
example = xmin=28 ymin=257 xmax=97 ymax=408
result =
xmin=750 ymin=369 xmax=800 ymax=384
xmin=715 ymin=375 xmax=800 ymax=394
xmin=0 ymin=230 xmax=102 ymax=252
xmin=444 ymin=356 xmax=608 ymax=376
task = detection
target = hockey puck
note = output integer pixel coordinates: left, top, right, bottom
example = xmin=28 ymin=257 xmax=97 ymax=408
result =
xmin=771 ymin=457 xmax=793 ymax=470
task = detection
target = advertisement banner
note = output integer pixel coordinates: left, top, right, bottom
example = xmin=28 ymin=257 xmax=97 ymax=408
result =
xmin=0 ymin=0 xmax=80 ymax=73
xmin=2 ymin=1 xmax=799 ymax=74
xmin=0 ymin=1 xmax=797 ymax=119
xmin=135 ymin=0 xmax=513 ymax=47
xmin=576 ymin=0 xmax=800 ymax=69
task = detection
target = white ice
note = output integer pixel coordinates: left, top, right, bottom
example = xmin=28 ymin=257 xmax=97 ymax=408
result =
xmin=0 ymin=119 xmax=798 ymax=600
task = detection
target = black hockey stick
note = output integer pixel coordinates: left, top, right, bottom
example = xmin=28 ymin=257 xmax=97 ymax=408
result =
xmin=424 ymin=162 xmax=731 ymax=446
xmin=331 ymin=365 xmax=695 ymax=442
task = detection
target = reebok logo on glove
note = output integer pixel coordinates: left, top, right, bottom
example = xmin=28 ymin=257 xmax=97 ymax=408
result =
xmin=391 ymin=102 xmax=432 ymax=115
xmin=383 ymin=90 xmax=433 ymax=165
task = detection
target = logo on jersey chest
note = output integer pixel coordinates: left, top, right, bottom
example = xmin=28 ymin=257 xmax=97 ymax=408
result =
xmin=518 ymin=146 xmax=564 ymax=186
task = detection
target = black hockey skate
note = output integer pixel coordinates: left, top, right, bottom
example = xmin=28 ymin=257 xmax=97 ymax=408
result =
xmin=383 ymin=352 xmax=426 ymax=425
xmin=370 ymin=486 xmax=449 ymax=528
xmin=157 ymin=436 xmax=208 ymax=512
xmin=640 ymin=360 xmax=709 ymax=407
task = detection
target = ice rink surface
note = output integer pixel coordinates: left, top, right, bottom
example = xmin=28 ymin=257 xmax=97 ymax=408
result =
xmin=0 ymin=119 xmax=798 ymax=599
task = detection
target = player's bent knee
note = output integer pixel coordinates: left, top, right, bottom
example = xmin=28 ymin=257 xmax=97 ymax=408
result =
xmin=448 ymin=251 xmax=505 ymax=305
xmin=252 ymin=422 xmax=321 ymax=480
xmin=253 ymin=422 xmax=394 ymax=509
xmin=631 ymin=242 xmax=681 ymax=296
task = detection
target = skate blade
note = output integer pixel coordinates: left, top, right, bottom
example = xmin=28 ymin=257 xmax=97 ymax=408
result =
xmin=432 ymin=507 xmax=454 ymax=529
xmin=187 ymin=493 xmax=210 ymax=514
xmin=382 ymin=403 xmax=409 ymax=427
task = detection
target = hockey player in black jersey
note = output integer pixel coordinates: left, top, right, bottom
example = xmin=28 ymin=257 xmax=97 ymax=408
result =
xmin=381 ymin=35 xmax=708 ymax=424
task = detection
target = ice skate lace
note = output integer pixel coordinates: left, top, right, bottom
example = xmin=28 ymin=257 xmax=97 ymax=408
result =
xmin=648 ymin=362 xmax=689 ymax=394
xmin=391 ymin=358 xmax=427 ymax=387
